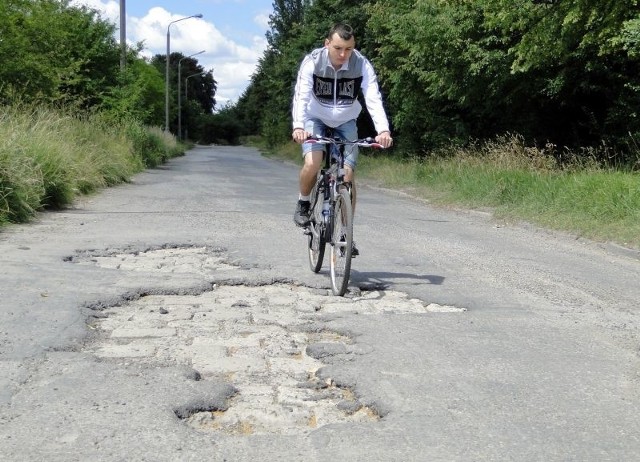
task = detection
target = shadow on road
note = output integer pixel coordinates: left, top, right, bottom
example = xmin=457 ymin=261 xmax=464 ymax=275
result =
xmin=351 ymin=270 xmax=445 ymax=290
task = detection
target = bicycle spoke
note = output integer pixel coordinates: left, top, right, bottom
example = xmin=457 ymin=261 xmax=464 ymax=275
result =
xmin=330 ymin=188 xmax=353 ymax=295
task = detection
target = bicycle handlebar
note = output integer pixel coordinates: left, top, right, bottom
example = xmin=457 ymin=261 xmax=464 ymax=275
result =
xmin=304 ymin=135 xmax=385 ymax=149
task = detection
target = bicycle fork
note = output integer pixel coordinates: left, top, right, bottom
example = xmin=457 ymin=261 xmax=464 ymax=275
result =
xmin=303 ymin=172 xmax=329 ymax=239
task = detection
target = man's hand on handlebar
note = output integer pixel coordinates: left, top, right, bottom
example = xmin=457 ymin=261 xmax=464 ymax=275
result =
xmin=292 ymin=128 xmax=310 ymax=144
xmin=375 ymin=131 xmax=393 ymax=149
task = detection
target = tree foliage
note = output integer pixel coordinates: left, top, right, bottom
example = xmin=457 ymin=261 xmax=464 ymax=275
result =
xmin=150 ymin=52 xmax=217 ymax=136
xmin=0 ymin=0 xmax=217 ymax=139
xmin=3 ymin=0 xmax=638 ymax=154
xmin=100 ymin=54 xmax=165 ymax=125
xmin=0 ymin=0 xmax=120 ymax=106
xmin=231 ymin=0 xmax=640 ymax=162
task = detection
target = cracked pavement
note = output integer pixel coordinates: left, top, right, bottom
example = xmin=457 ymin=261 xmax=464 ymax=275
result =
xmin=1 ymin=145 xmax=640 ymax=461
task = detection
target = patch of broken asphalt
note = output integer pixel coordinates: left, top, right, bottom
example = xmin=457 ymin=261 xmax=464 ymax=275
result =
xmin=69 ymin=245 xmax=465 ymax=436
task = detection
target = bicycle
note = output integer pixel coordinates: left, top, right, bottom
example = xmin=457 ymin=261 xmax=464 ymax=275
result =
xmin=303 ymin=134 xmax=384 ymax=296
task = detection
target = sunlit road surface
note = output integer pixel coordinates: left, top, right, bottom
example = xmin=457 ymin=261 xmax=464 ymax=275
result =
xmin=1 ymin=145 xmax=639 ymax=461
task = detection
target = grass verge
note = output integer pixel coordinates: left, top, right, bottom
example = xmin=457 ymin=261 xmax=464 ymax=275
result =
xmin=0 ymin=104 xmax=186 ymax=226
xmin=258 ymin=134 xmax=640 ymax=250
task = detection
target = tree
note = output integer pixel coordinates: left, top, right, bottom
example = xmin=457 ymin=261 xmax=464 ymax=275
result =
xmin=367 ymin=0 xmax=640 ymax=155
xmin=267 ymin=0 xmax=308 ymax=48
xmin=233 ymin=0 xmax=640 ymax=159
xmin=151 ymin=53 xmax=217 ymax=135
xmin=0 ymin=0 xmax=120 ymax=107
xmin=491 ymin=0 xmax=640 ymax=151
xmin=182 ymin=70 xmax=217 ymax=141
xmin=100 ymin=55 xmax=165 ymax=126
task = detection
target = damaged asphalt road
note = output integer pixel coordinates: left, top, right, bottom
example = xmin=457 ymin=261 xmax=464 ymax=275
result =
xmin=1 ymin=145 xmax=640 ymax=461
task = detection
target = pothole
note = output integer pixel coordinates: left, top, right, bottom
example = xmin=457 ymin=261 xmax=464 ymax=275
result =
xmin=74 ymin=245 xmax=465 ymax=435
xmin=66 ymin=244 xmax=241 ymax=276
xmin=85 ymin=285 xmax=386 ymax=435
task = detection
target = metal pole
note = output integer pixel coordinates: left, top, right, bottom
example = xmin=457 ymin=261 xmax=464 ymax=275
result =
xmin=119 ymin=0 xmax=126 ymax=70
xmin=164 ymin=14 xmax=203 ymax=134
xmin=178 ymin=50 xmax=205 ymax=140
xmin=165 ymin=26 xmax=170 ymax=132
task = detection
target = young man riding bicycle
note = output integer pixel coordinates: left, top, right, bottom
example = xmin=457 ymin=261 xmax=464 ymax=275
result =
xmin=291 ymin=22 xmax=393 ymax=255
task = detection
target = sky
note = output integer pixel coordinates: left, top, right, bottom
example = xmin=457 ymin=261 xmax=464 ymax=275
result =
xmin=71 ymin=0 xmax=274 ymax=106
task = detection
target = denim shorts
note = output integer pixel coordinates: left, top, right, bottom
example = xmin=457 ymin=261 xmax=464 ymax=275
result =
xmin=302 ymin=119 xmax=359 ymax=169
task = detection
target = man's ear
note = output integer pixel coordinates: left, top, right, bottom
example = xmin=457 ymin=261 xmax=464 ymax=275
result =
xmin=324 ymin=38 xmax=330 ymax=48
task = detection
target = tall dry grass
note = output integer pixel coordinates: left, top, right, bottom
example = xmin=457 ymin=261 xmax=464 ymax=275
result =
xmin=331 ymin=134 xmax=640 ymax=249
xmin=0 ymin=104 xmax=184 ymax=225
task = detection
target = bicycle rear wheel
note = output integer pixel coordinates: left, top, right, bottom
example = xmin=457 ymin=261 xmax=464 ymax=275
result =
xmin=308 ymin=181 xmax=326 ymax=273
xmin=330 ymin=187 xmax=353 ymax=296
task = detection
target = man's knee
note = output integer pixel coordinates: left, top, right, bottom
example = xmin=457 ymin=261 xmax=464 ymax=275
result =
xmin=304 ymin=151 xmax=323 ymax=168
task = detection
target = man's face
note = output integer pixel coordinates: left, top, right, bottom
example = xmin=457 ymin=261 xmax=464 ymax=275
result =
xmin=325 ymin=33 xmax=355 ymax=69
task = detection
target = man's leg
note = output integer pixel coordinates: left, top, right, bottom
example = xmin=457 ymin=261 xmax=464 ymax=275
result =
xmin=299 ymin=151 xmax=324 ymax=196
xmin=343 ymin=167 xmax=356 ymax=211
xmin=294 ymin=152 xmax=323 ymax=227
xmin=294 ymin=120 xmax=325 ymax=227
xmin=334 ymin=120 xmax=360 ymax=256
xmin=334 ymin=119 xmax=359 ymax=207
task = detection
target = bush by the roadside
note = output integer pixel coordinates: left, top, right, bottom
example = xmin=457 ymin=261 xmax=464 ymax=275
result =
xmin=126 ymin=124 xmax=184 ymax=167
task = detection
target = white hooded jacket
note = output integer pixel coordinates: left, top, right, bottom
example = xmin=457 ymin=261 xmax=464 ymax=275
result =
xmin=292 ymin=47 xmax=390 ymax=134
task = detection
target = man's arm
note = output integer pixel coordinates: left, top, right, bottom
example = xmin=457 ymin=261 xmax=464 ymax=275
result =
xmin=292 ymin=56 xmax=314 ymax=131
xmin=362 ymin=60 xmax=393 ymax=148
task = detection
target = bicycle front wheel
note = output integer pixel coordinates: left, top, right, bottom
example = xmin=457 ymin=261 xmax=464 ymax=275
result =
xmin=308 ymin=221 xmax=326 ymax=273
xmin=308 ymin=183 xmax=326 ymax=273
xmin=330 ymin=187 xmax=353 ymax=296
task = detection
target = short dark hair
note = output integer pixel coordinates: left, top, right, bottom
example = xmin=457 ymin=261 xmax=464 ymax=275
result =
xmin=327 ymin=23 xmax=354 ymax=41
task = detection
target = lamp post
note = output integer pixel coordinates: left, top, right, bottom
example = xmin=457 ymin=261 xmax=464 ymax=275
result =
xmin=185 ymin=72 xmax=205 ymax=102
xmin=178 ymin=50 xmax=205 ymax=140
xmin=119 ymin=0 xmax=126 ymax=70
xmin=165 ymin=13 xmax=203 ymax=133
xmin=184 ymin=72 xmax=205 ymax=141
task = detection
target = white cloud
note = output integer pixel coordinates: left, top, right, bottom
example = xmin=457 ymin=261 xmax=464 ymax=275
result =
xmin=70 ymin=1 xmax=268 ymax=105
xmin=254 ymin=13 xmax=270 ymax=30
xmin=214 ymin=60 xmax=264 ymax=104
xmin=72 ymin=0 xmax=119 ymax=22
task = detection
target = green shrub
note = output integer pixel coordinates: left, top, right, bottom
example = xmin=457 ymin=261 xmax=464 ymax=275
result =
xmin=126 ymin=124 xmax=184 ymax=167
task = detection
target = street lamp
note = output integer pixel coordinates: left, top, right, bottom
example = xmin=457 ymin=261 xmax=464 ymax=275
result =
xmin=165 ymin=13 xmax=203 ymax=133
xmin=178 ymin=50 xmax=205 ymax=140
xmin=119 ymin=0 xmax=126 ymax=70
xmin=185 ymin=72 xmax=205 ymax=101
xmin=183 ymin=72 xmax=206 ymax=141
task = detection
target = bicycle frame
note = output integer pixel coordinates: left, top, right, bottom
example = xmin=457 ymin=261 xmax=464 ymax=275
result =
xmin=316 ymin=140 xmax=347 ymax=233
